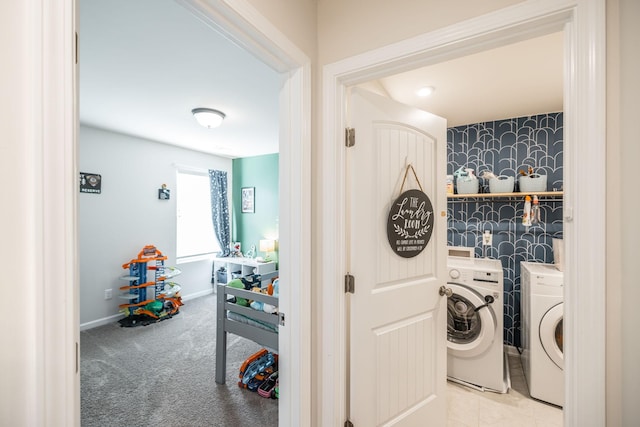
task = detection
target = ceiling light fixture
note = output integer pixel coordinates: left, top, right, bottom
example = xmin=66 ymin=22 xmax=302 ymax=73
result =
xmin=417 ymin=86 xmax=435 ymax=97
xmin=191 ymin=108 xmax=226 ymax=129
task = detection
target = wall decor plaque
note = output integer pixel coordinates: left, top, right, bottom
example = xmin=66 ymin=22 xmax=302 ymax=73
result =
xmin=79 ymin=172 xmax=101 ymax=194
xmin=386 ymin=188 xmax=434 ymax=258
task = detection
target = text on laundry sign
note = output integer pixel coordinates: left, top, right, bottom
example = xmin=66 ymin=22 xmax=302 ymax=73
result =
xmin=387 ymin=189 xmax=434 ymax=258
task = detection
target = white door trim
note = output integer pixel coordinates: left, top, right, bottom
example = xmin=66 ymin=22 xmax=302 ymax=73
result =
xmin=39 ymin=0 xmax=311 ymax=425
xmin=321 ymin=1 xmax=605 ymax=425
xmin=8 ymin=0 xmax=80 ymax=425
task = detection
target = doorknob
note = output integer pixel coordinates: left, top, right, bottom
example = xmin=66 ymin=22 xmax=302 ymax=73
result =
xmin=439 ymin=286 xmax=453 ymax=297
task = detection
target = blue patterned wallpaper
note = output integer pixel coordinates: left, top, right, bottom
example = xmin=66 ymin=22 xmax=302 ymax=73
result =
xmin=447 ymin=112 xmax=564 ymax=347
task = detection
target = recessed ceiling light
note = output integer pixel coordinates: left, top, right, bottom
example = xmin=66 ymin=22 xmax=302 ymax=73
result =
xmin=192 ymin=108 xmax=226 ymax=128
xmin=417 ymin=86 xmax=435 ymax=97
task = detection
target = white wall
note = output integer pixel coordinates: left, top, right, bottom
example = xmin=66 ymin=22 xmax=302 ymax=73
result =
xmin=79 ymin=125 xmax=232 ymax=327
xmin=317 ymin=0 xmax=522 ymax=65
xmin=245 ymin=0 xmax=317 ymax=59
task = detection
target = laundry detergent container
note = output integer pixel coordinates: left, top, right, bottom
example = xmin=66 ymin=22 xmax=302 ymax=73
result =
xmin=489 ymin=175 xmax=514 ymax=193
xmin=518 ymin=174 xmax=547 ymax=193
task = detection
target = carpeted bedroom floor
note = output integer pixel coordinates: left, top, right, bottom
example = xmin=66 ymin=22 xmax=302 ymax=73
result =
xmin=80 ymin=292 xmax=278 ymax=427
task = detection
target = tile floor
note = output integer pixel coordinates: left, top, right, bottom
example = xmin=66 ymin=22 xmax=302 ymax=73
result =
xmin=447 ymin=352 xmax=563 ymax=427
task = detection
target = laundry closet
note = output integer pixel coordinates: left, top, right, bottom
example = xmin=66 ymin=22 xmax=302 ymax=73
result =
xmin=445 ymin=112 xmax=565 ymax=407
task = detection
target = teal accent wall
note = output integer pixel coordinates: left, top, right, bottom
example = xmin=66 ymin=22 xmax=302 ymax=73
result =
xmin=232 ymin=153 xmax=279 ymax=264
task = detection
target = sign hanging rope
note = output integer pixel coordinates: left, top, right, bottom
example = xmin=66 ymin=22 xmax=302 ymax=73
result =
xmin=398 ymin=164 xmax=424 ymax=195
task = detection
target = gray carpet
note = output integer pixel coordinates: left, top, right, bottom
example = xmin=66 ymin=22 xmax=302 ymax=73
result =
xmin=81 ymin=293 xmax=278 ymax=426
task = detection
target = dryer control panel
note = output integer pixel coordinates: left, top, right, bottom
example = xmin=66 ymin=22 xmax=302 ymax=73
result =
xmin=473 ymin=270 xmax=501 ymax=284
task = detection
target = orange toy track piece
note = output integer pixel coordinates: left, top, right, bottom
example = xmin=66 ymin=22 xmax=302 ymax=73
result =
xmin=118 ymin=298 xmax=156 ymax=310
xmin=121 ymin=245 xmax=168 ymax=269
xmin=135 ymin=309 xmax=159 ymax=319
xmin=161 ymin=297 xmax=183 ymax=314
xmin=161 ymin=296 xmax=183 ymax=306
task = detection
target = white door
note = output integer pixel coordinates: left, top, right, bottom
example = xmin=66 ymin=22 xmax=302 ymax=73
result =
xmin=348 ymin=87 xmax=447 ymax=426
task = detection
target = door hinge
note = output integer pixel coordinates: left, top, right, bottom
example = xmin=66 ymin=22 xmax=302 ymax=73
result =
xmin=345 ymin=127 xmax=355 ymax=147
xmin=345 ymin=274 xmax=355 ymax=294
xmin=345 ymin=420 xmax=354 ymax=427
xmin=279 ymin=312 xmax=285 ymax=326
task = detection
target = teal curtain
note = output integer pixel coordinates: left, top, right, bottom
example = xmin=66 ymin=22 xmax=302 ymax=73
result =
xmin=209 ymin=169 xmax=231 ymax=257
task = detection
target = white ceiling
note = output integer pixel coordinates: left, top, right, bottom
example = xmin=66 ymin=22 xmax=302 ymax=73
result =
xmin=373 ymin=32 xmax=564 ymax=127
xmin=79 ymin=0 xmax=282 ymax=159
xmin=80 ymin=0 xmax=563 ymax=159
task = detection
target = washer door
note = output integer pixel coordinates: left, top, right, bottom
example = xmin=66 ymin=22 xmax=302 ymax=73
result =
xmin=539 ymin=302 xmax=564 ymax=369
xmin=447 ymin=283 xmax=497 ymax=358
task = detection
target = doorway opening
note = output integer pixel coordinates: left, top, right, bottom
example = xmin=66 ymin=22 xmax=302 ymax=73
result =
xmin=76 ymin=0 xmax=311 ymax=426
xmin=321 ymin=2 xmax=605 ymax=426
xmin=354 ymin=31 xmax=566 ymax=419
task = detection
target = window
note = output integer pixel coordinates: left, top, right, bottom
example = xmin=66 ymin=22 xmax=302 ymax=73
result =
xmin=176 ymin=170 xmax=221 ymax=258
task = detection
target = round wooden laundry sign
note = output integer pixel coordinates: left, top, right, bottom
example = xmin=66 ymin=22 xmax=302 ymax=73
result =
xmin=387 ymin=189 xmax=434 ymax=258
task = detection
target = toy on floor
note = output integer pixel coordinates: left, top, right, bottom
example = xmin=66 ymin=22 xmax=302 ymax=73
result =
xmin=241 ymin=352 xmax=276 ymax=385
xmin=237 ymin=348 xmax=279 ymax=398
xmin=258 ymin=371 xmax=278 ymax=398
xmin=118 ymin=245 xmax=183 ymax=327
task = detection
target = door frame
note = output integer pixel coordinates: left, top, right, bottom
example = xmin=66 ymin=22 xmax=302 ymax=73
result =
xmin=39 ymin=0 xmax=311 ymax=425
xmin=177 ymin=2 xmax=312 ymax=424
xmin=321 ymin=0 xmax=605 ymax=425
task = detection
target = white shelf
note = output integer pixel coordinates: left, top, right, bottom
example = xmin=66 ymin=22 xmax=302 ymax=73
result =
xmin=448 ymin=191 xmax=563 ymax=199
xmin=212 ymin=257 xmax=276 ymax=286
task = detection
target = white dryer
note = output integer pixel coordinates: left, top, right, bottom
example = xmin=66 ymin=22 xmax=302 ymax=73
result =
xmin=446 ymin=256 xmax=509 ymax=393
xmin=521 ymin=261 xmax=564 ymax=407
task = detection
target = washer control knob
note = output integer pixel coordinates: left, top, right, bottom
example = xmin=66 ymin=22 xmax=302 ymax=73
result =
xmin=449 ymin=269 xmax=460 ymax=279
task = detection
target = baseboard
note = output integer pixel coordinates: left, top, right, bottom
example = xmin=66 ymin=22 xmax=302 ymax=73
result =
xmin=80 ymin=313 xmax=124 ymax=331
xmin=505 ymin=344 xmax=521 ymax=356
xmin=80 ymin=288 xmax=214 ymax=331
xmin=181 ymin=288 xmax=214 ymax=301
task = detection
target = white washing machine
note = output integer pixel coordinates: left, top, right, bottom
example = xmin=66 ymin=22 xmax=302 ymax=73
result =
xmin=521 ymin=261 xmax=564 ymax=407
xmin=446 ymin=256 xmax=509 ymax=393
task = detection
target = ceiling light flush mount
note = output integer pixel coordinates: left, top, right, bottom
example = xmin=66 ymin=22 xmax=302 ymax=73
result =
xmin=192 ymin=108 xmax=226 ymax=128
xmin=417 ymin=86 xmax=435 ymax=97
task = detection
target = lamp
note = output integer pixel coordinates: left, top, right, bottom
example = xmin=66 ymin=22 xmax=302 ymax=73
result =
xmin=259 ymin=239 xmax=275 ymax=262
xmin=191 ymin=108 xmax=226 ymax=128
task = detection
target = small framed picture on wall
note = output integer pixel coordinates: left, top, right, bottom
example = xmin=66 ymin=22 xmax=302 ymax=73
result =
xmin=241 ymin=187 xmax=255 ymax=213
